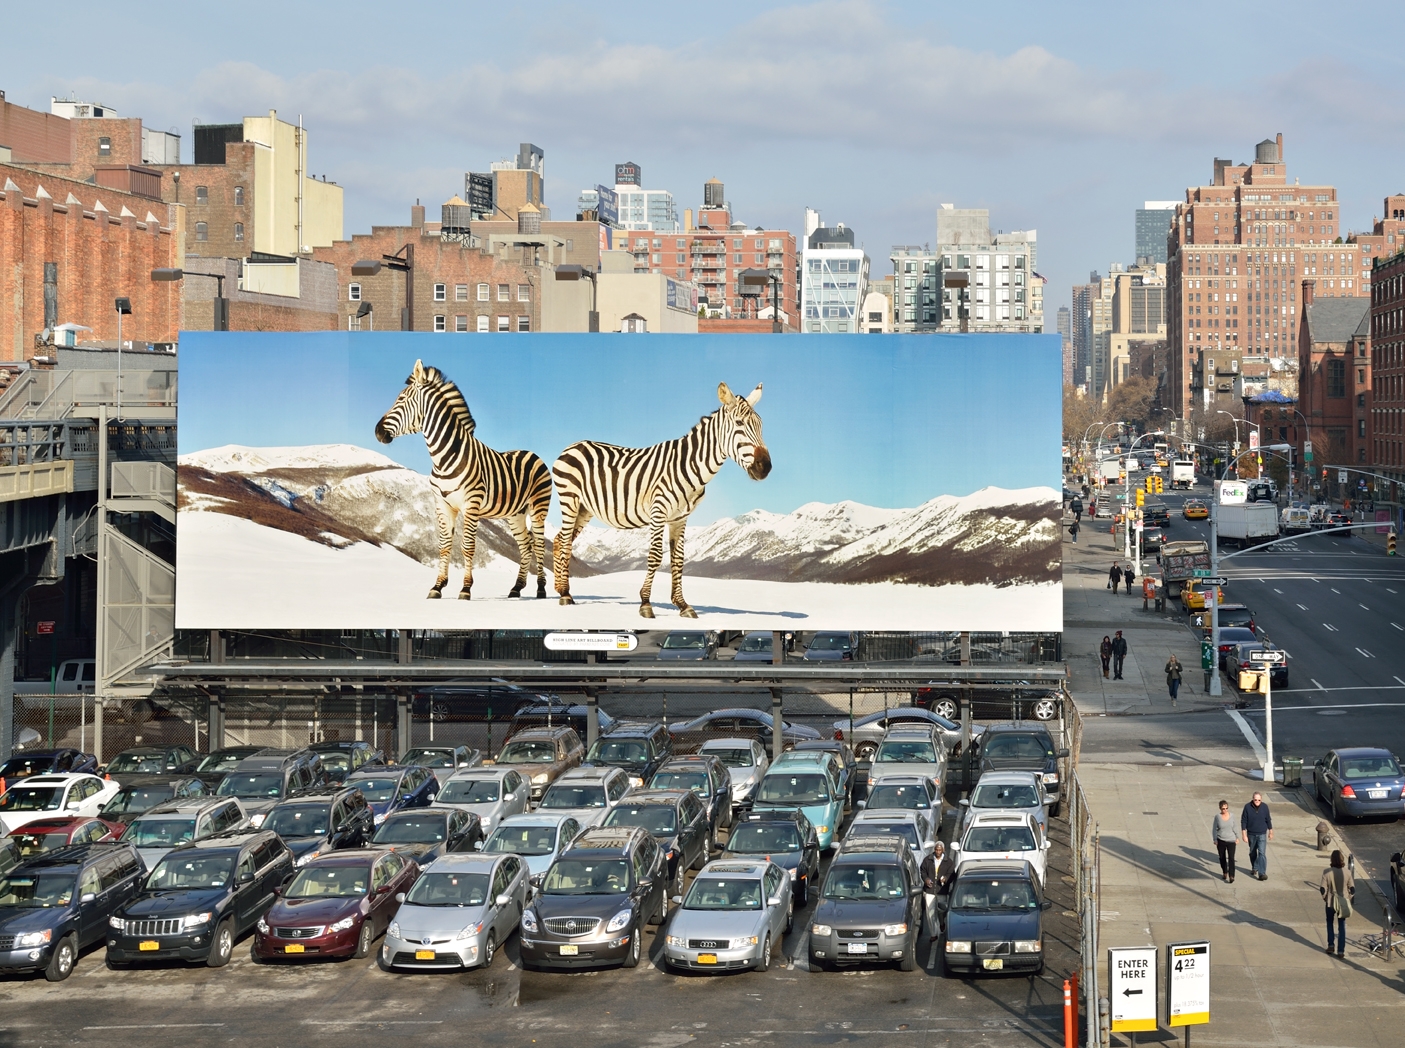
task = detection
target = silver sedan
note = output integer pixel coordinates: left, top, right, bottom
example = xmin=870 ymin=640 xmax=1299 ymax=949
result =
xmin=381 ymin=852 xmax=529 ymax=970
xmin=663 ymin=859 xmax=792 ymax=973
xmin=697 ymin=737 xmax=770 ymax=807
xmin=834 ymin=708 xmax=981 ymax=760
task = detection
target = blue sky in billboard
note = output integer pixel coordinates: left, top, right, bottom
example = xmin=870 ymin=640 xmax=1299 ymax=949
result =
xmin=180 ymin=331 xmax=1058 ymax=526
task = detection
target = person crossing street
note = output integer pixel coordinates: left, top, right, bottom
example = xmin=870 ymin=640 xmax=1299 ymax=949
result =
xmin=1110 ymin=630 xmax=1128 ymax=680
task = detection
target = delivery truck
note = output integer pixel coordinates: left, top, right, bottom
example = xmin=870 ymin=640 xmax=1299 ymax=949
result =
xmin=1216 ymin=502 xmax=1280 ymax=547
xmin=1171 ymin=460 xmax=1196 ymax=489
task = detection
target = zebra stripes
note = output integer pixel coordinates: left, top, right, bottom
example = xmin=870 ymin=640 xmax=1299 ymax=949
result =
xmin=552 ymin=382 xmax=771 ymax=618
xmin=375 ymin=359 xmax=551 ymax=600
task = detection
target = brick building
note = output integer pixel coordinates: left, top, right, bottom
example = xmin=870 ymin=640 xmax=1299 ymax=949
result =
xmin=1348 ymin=195 xmax=1405 ymax=291
xmin=1298 ymin=279 xmax=1371 ymax=477
xmin=1370 ymin=249 xmax=1405 ymax=503
xmin=1167 ymin=134 xmax=1364 ymax=417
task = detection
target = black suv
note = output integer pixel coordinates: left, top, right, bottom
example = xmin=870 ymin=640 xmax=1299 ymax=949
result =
xmin=723 ymin=808 xmax=822 ymax=905
xmin=307 ymin=741 xmax=384 ymax=784
xmin=648 ymin=754 xmax=733 ymax=843
xmin=808 ymin=835 xmax=924 ymax=971
xmin=583 ymin=721 xmax=674 ymax=788
xmin=975 ymin=724 xmax=1069 ymax=817
xmin=519 ymin=826 xmax=667 ymax=970
xmin=600 ymin=789 xmax=711 ymax=894
xmin=1141 ymin=500 xmax=1170 ymax=527
xmin=259 ymin=786 xmax=374 ymax=865
xmin=99 ymin=775 xmax=208 ymax=826
xmin=0 ymin=843 xmax=143 ymax=981
xmin=104 ymin=746 xmax=202 ymax=778
xmin=214 ymin=750 xmax=327 ymax=825
xmin=106 ymin=829 xmax=294 ymax=968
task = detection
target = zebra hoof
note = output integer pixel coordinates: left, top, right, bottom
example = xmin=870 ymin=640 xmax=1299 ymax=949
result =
xmin=427 ymin=590 xmax=443 ymax=600
xmin=458 ymin=591 xmax=472 ymax=601
xmin=508 ymin=586 xmax=524 ymax=599
xmin=639 ymin=604 xmax=655 ymax=619
xmin=536 ymin=583 xmax=547 ymax=599
xmin=558 ymin=596 xmax=575 ymax=606
xmin=678 ymin=606 xmax=698 ymax=620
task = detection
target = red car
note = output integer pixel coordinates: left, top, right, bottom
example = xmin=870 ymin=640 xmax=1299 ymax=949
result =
xmin=7 ymin=815 xmax=121 ymax=859
xmin=252 ymin=849 xmax=418 ymax=962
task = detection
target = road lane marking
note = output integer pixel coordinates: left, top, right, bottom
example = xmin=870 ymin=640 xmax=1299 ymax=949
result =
xmin=84 ymin=1026 xmax=227 ymax=1031
xmin=1331 ymin=587 xmax=1341 ymax=594
xmin=1311 ymin=679 xmax=1326 ymax=691
xmin=1242 ymin=699 xmax=1405 ymax=712
xmin=1390 ymin=589 xmax=1399 ymax=595
xmin=1297 ymin=604 xmax=1309 ymax=610
xmin=1361 ymin=604 xmax=1371 ymax=610
xmin=1323 ymin=623 xmax=1338 ymax=631
xmin=1357 ymin=648 xmax=1375 ymax=658
xmin=1274 ymin=588 xmax=1284 ymax=594
xmin=1397 ymin=677 xmax=1405 ymax=686
xmin=303 ymin=1021 xmax=445 ymax=1026
xmin=1227 ymin=710 xmax=1267 ymax=764
xmin=1258 ymin=578 xmax=1265 ymax=583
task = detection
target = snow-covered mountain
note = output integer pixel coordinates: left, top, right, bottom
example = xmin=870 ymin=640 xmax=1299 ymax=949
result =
xmin=178 ymin=444 xmax=1059 ymax=588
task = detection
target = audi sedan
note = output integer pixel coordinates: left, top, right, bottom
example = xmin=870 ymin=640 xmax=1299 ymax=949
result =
xmin=1314 ymin=748 xmax=1405 ymax=822
xmin=663 ymin=860 xmax=792 ymax=973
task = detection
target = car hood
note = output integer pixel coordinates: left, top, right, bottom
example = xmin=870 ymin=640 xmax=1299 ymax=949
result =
xmin=137 ymin=846 xmax=177 ymax=870
xmin=394 ymin=901 xmax=489 ymax=940
xmin=0 ymin=906 xmax=73 ymax=933
xmin=980 ymin=757 xmax=1050 ymax=774
xmin=285 ymin=836 xmax=332 ymax=860
xmin=731 ymin=651 xmax=773 ymax=662
xmin=436 ymin=800 xmax=503 ymax=825
xmin=532 ymin=892 xmax=631 ymax=921
xmin=523 ymin=853 xmax=557 ymax=878
xmin=366 ymin=799 xmax=399 ymax=817
xmin=123 ymin=888 xmax=229 ymax=918
xmin=725 ymin=848 xmax=803 ymax=874
xmin=379 ymin=841 xmax=444 ymax=863
xmin=964 ymin=806 xmax=1045 ymax=831
xmin=669 ymin=907 xmax=769 ymax=941
xmin=946 ymin=908 xmax=1040 ymax=941
xmin=240 ymin=798 xmax=281 ymax=816
xmin=266 ymin=895 xmax=362 ymax=926
xmin=657 ymin=650 xmax=709 ymax=660
xmin=535 ymin=806 xmax=606 ymax=828
xmin=802 ymin=650 xmax=848 ymax=661
xmin=812 ymin=897 xmax=908 ymax=927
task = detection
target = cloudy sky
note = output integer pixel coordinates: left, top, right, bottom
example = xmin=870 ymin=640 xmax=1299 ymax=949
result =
xmin=5 ymin=0 xmax=1402 ymax=316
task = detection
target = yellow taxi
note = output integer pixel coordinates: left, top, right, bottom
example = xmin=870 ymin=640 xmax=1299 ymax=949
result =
xmin=1181 ymin=578 xmax=1224 ymax=612
xmin=1183 ymin=499 xmax=1209 ymax=520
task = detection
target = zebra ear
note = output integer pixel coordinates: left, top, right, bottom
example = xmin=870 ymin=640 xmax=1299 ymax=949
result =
xmin=717 ymin=382 xmax=736 ymax=406
xmin=412 ymin=359 xmax=426 ymax=381
xmin=745 ymin=383 xmax=763 ymax=407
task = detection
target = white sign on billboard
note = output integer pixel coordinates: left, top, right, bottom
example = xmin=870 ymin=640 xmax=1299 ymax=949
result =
xmin=1167 ymin=941 xmax=1210 ymax=1027
xmin=543 ymin=632 xmax=638 ymax=652
xmin=1109 ymin=947 xmax=1158 ymax=1033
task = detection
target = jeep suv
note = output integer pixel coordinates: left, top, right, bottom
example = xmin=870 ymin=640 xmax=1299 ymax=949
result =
xmin=261 ymin=786 xmax=374 ymax=865
xmin=214 ymin=750 xmax=327 ymax=827
xmin=974 ymin=724 xmax=1068 ymax=817
xmin=583 ymin=721 xmax=673 ymax=788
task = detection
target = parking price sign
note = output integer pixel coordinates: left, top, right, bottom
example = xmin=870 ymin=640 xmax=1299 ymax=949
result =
xmin=1167 ymin=941 xmax=1210 ymax=1029
xmin=1109 ymin=946 xmax=1158 ymax=1033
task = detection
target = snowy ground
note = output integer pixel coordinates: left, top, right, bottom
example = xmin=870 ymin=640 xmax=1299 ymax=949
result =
xmin=176 ymin=512 xmax=1062 ymax=631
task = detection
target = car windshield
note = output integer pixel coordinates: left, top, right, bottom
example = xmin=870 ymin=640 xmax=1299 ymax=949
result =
xmin=823 ymin=863 xmax=907 ymax=900
xmin=808 ymin=634 xmax=850 ymax=651
xmin=216 ymin=773 xmax=284 ymax=799
xmin=738 ymin=634 xmax=771 ymax=652
xmin=540 ymin=785 xmax=606 ymax=810
xmin=497 ymin=741 xmax=557 ymax=764
xmin=875 ymin=740 xmax=938 ymax=764
xmin=864 ymin=784 xmax=930 ymax=810
xmin=11 ymin=831 xmax=72 ymax=858
xmin=317 ymin=753 xmax=350 ymax=774
xmin=346 ymin=778 xmax=398 ymax=802
xmin=542 ymin=859 xmax=631 ymax=894
xmin=107 ymin=753 xmax=166 ymax=775
xmin=971 ymin=784 xmax=1040 ymax=809
xmin=437 ymin=779 xmax=500 ymax=804
xmin=981 ymin=735 xmax=1051 ymax=760
xmin=0 ymin=786 xmax=63 ymax=812
xmin=483 ymin=824 xmax=558 ymax=857
xmin=372 ymin=815 xmax=447 ymax=844
xmin=405 ymin=872 xmax=489 ymax=907
xmin=0 ymin=872 xmax=75 ymax=908
xmin=757 ymin=774 xmax=831 ymax=805
xmin=196 ymin=751 xmax=255 ymax=774
xmin=0 ymin=757 xmax=54 ymax=778
xmin=650 ymin=770 xmax=708 ymax=794
xmin=587 ymin=740 xmax=649 ymax=764
xmin=1342 ymin=756 xmax=1402 ymax=778
xmin=121 ymin=817 xmax=198 ymax=848
xmin=263 ymin=804 xmax=331 ymax=838
xmin=146 ymin=855 xmax=233 ymax=890
xmin=284 ymin=865 xmax=370 ymax=899
xmin=662 ymin=633 xmax=707 ymax=649
xmin=101 ymin=786 xmax=175 ymax=816
xmin=702 ymin=747 xmax=754 ymax=768
xmin=683 ymin=875 xmax=762 ymax=910
xmin=952 ymin=877 xmax=1039 ymax=910
xmin=401 ymin=749 xmax=457 ymax=768
xmin=727 ymin=823 xmax=802 ymax=854
xmin=603 ymin=805 xmax=677 ymax=834
xmin=852 ymin=822 xmax=919 ymax=848
xmin=964 ymin=825 xmax=1037 ymax=852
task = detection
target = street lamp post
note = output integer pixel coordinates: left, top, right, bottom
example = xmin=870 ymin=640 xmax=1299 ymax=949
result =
xmin=150 ymin=268 xmax=229 ymax=331
xmin=554 ymin=265 xmax=599 ymax=332
xmin=351 ymin=245 xmax=414 ymax=331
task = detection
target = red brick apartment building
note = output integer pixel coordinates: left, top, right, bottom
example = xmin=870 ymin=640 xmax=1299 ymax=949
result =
xmin=1372 ymin=248 xmax=1405 ymax=499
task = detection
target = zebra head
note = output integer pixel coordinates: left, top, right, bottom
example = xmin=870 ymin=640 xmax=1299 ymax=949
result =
xmin=717 ymin=382 xmax=771 ymax=480
xmin=374 ymin=359 xmax=432 ymax=444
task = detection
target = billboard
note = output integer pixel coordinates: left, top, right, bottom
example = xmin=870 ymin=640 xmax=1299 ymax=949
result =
xmin=594 ymin=184 xmax=619 ymax=226
xmin=466 ymin=172 xmax=494 ymax=218
xmin=176 ymin=333 xmax=1061 ymax=630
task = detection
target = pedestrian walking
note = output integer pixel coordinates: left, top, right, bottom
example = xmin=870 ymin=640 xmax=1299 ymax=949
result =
xmin=1099 ymin=636 xmax=1113 ymax=679
xmin=1110 ymin=630 xmax=1129 ymax=680
xmin=1320 ymin=849 xmax=1355 ymax=957
xmin=1241 ymin=792 xmax=1273 ymax=880
xmin=1069 ymin=518 xmax=1080 ymax=543
xmin=1165 ymin=654 xmax=1183 ymax=704
xmin=1124 ymin=565 xmax=1136 ymax=594
xmin=1211 ymin=800 xmax=1237 ymax=881
xmin=1109 ymin=563 xmax=1123 ymax=591
xmin=920 ymin=841 xmax=955 ymax=936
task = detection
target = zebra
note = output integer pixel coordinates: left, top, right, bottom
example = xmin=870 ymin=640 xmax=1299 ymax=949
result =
xmin=552 ymin=381 xmax=771 ymax=619
xmin=374 ymin=359 xmax=551 ymax=601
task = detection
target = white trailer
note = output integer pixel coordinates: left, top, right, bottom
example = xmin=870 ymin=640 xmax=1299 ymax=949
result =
xmin=1171 ymin=460 xmax=1196 ymax=489
xmin=1217 ymin=502 xmax=1280 ymax=547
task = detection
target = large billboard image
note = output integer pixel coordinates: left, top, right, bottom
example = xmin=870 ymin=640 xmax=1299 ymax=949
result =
xmin=176 ymin=332 xmax=1061 ymax=630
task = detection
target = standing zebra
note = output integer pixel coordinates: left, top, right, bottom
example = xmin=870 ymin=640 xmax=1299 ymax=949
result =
xmin=552 ymin=382 xmax=771 ymax=619
xmin=375 ymin=359 xmax=551 ymax=601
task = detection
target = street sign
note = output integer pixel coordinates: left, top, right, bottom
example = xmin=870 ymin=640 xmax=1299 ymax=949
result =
xmin=36 ymin=621 xmax=55 ymax=635
xmin=1167 ymin=941 xmax=1211 ymax=1027
xmin=1248 ymin=650 xmax=1286 ymax=664
xmin=1197 ymin=576 xmax=1228 ymax=587
xmin=543 ymin=632 xmax=639 ymax=652
xmin=1109 ymin=947 xmax=1158 ymax=1033
xmin=1338 ymin=470 xmax=1349 ymax=484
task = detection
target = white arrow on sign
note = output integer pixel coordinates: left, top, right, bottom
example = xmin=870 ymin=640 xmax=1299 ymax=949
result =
xmin=1109 ymin=947 xmax=1158 ymax=1033
xmin=1248 ymin=650 xmax=1286 ymax=664
xmin=1198 ymin=577 xmax=1228 ymax=587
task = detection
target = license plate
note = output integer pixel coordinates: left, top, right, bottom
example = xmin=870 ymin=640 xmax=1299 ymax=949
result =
xmin=1369 ymin=790 xmax=1388 ymax=799
xmin=138 ymin=941 xmax=160 ymax=952
xmin=847 ymin=942 xmax=868 ymax=955
xmin=284 ymin=944 xmax=305 ymax=954
xmin=415 ymin=949 xmax=435 ymax=960
xmin=697 ymin=953 xmax=718 ymax=964
xmin=983 ymin=958 xmax=1004 ymax=971
xmin=559 ymin=944 xmax=579 ymax=956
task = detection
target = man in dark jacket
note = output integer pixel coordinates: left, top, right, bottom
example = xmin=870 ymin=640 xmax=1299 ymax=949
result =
xmin=1241 ymin=792 xmax=1273 ymax=880
xmin=1110 ymin=631 xmax=1129 ymax=680
xmin=920 ymin=842 xmax=955 ymax=935
xmin=1109 ymin=563 xmax=1123 ymax=591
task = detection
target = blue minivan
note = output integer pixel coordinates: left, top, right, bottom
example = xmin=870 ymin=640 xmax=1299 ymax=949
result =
xmin=751 ymin=756 xmax=844 ymax=850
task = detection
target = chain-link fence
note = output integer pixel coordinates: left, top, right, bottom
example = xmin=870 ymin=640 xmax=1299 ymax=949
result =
xmin=1064 ymin=701 xmax=1100 ymax=1048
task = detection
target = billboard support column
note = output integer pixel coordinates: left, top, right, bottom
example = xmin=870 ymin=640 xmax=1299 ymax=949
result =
xmin=396 ymin=693 xmax=411 ymax=757
xmin=771 ymin=631 xmax=784 ymax=666
xmin=960 ymin=689 xmax=973 ymax=798
xmin=769 ymin=688 xmax=784 ymax=763
xmin=585 ymin=688 xmax=600 ymax=749
xmin=398 ymin=630 xmax=412 ymax=664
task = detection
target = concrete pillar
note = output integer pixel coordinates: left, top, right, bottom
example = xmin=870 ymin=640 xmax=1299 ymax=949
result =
xmin=585 ymin=689 xmax=600 ymax=749
xmin=771 ymin=630 xmax=784 ymax=666
xmin=396 ymin=693 xmax=411 ymax=758
xmin=770 ymin=688 xmax=784 ymax=762
xmin=207 ymin=693 xmax=225 ymax=751
xmin=0 ymin=583 xmax=18 ymax=761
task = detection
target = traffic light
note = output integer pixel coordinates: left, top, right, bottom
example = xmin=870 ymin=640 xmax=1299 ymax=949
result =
xmin=1145 ymin=476 xmax=1154 ymax=493
xmin=1135 ymin=489 xmax=1145 ymax=507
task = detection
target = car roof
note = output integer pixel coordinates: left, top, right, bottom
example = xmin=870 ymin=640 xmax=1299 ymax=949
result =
xmin=735 ymin=808 xmax=806 ymax=826
xmin=113 ymin=746 xmax=168 ymax=756
xmin=953 ymin=861 xmax=1036 ymax=880
xmin=382 ymin=807 xmax=457 ymax=820
xmin=697 ymin=737 xmax=757 ymax=749
xmin=1334 ymin=747 xmax=1398 ymax=759
xmin=308 ymin=741 xmax=369 ymax=751
xmin=445 ymin=766 xmax=512 ymax=780
xmin=170 ymin=829 xmax=274 ymax=854
xmin=420 ymin=852 xmax=501 ymax=875
xmin=348 ymin=766 xmax=409 ymax=780
xmin=599 ymin=721 xmax=664 ymax=737
xmin=137 ymin=798 xmax=232 ymax=816
xmin=495 ymin=812 xmax=577 ymax=828
xmin=983 ymin=723 xmax=1055 ymax=735
xmin=611 ymin=790 xmax=684 ymax=806
xmin=11 ymin=774 xmax=96 ymax=786
xmin=300 ymin=849 xmax=381 ymax=867
xmin=967 ymin=811 xmax=1036 ymax=827
xmin=866 ymin=773 xmax=930 ymax=786
xmin=852 ymin=809 xmax=920 ymax=823
xmin=660 ymin=754 xmax=720 ymax=767
xmin=231 ymin=752 xmax=307 ymax=771
xmin=554 ymin=766 xmax=619 ymax=782
xmin=973 ymin=770 xmax=1041 ymax=785
xmin=697 ymin=859 xmax=767 ymax=877
xmin=10 ymin=843 xmax=118 ymax=872
xmin=508 ymin=725 xmax=577 ymax=739
xmin=276 ymin=787 xmax=356 ymax=804
xmin=835 ymin=836 xmax=907 ymax=858
xmin=564 ymin=826 xmax=646 ymax=855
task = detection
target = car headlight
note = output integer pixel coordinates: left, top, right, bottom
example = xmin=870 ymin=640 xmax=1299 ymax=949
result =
xmin=628 ymin=776 xmax=644 ymax=788
xmin=811 ymin=923 xmax=832 ymax=936
xmin=257 ymin=917 xmax=269 ymax=934
xmin=16 ymin=929 xmax=52 ymax=947
xmin=531 ymin=773 xmax=549 ymax=785
xmin=373 ymin=813 xmax=387 ymax=825
xmin=1043 ymin=772 xmax=1060 ymax=784
xmin=295 ymin=850 xmax=321 ymax=868
xmin=183 ymin=912 xmax=213 ymax=928
xmin=1014 ymin=939 xmax=1042 ymax=953
xmin=329 ymin=916 xmax=357 ymax=933
xmin=388 ymin=921 xmax=400 ymax=939
xmin=666 ymin=935 xmax=686 ymax=947
xmin=521 ymin=910 xmax=539 ymax=933
xmin=945 ymin=940 xmax=973 ymax=953
xmin=249 ymin=812 xmax=267 ymax=828
xmin=108 ymin=916 xmax=125 ymax=931
xmin=729 ymin=936 xmax=759 ymax=949
xmin=816 ymin=826 xmax=829 ymax=835
xmin=454 ymin=921 xmax=484 ymax=940
xmin=883 ymin=923 xmax=908 ymax=936
xmin=605 ymin=909 xmax=632 ymax=933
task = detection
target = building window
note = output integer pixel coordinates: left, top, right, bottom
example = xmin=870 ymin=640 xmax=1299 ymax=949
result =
xmin=1327 ymin=359 xmax=1346 ymax=398
xmin=497 ymin=284 xmax=510 ymax=302
xmin=195 ymin=221 xmax=208 ymax=241
xmin=234 ymin=186 xmax=244 ymax=207
xmin=433 ymin=315 xmax=446 ymax=332
xmin=349 ymin=283 xmax=361 ymax=301
xmin=517 ymin=315 xmax=531 ymax=332
xmin=497 ymin=315 xmax=510 ymax=332
xmin=434 ymin=283 xmax=446 ymax=301
xmin=455 ymin=284 xmax=468 ymax=301
xmin=195 ymin=186 xmax=208 ymax=206
xmin=1359 ymin=419 xmax=1367 ymax=438
xmin=233 ymin=222 xmax=244 ymax=241
xmin=517 ymin=284 xmax=530 ymax=302
xmin=348 ymin=314 xmax=361 ymax=331
xmin=477 ymin=283 xmax=489 ymax=302
xmin=565 ymin=239 xmax=573 ymax=251
xmin=98 ymin=136 xmax=111 ymax=157
xmin=477 ymin=315 xmax=489 ymax=332
xmin=456 ymin=315 xmax=468 ymax=332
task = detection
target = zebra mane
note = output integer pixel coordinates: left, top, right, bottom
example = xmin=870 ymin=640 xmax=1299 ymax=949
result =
xmin=420 ymin=365 xmax=476 ymax=436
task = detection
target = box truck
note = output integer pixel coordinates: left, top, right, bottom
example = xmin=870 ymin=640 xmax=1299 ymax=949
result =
xmin=1217 ymin=502 xmax=1279 ymax=547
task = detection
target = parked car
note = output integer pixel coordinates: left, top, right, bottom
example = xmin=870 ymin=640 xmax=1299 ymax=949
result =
xmin=307 ymin=741 xmax=384 ymax=784
xmin=602 ymin=789 xmax=711 ymax=893
xmin=0 ymin=837 xmax=22 ymax=876
xmin=751 ymin=757 xmax=843 ymax=851
xmin=731 ymin=631 xmax=776 ymax=662
xmin=0 ymin=774 xmax=121 ymax=834
xmin=721 ymin=808 xmax=821 ymax=905
xmin=6 ymin=816 xmax=120 ymax=860
xmin=214 ymin=750 xmax=328 ymax=827
xmin=959 ymin=771 xmax=1051 ymax=834
xmin=508 ymin=701 xmax=617 ymax=743
xmin=941 ymin=861 xmax=1046 ymax=976
xmin=834 ymin=707 xmax=979 ymax=760
xmin=192 ymin=746 xmax=268 ymax=788
xmin=118 ymin=798 xmax=249 ymax=871
xmin=1228 ymin=642 xmax=1289 ymax=689
xmin=536 ymin=766 xmax=633 ymax=830
xmin=1181 ymin=579 xmax=1225 ymax=613
xmin=0 ymin=749 xmax=97 ymax=781
xmin=479 ymin=813 xmax=583 ymax=884
xmin=1314 ymin=748 xmax=1405 ymax=822
xmin=491 ymin=725 xmax=585 ymax=801
xmin=1214 ymin=627 xmax=1262 ymax=670
xmin=860 ymin=774 xmax=940 ymax=814
xmin=518 ymin=826 xmax=667 ymax=970
xmin=1190 ymin=604 xmax=1256 ymax=634
xmin=843 ymin=808 xmax=938 ymax=864
xmin=398 ymin=746 xmax=483 ymax=786
xmin=104 ymin=746 xmax=202 ymax=779
xmin=696 ymin=737 xmax=770 ymax=807
xmin=433 ymin=767 xmax=531 ymax=834
xmin=381 ymin=852 xmax=529 ymax=971
xmin=0 ymin=842 xmax=144 ymax=980
xmin=657 ymin=631 xmax=719 ymax=660
xmin=915 ymin=684 xmax=1062 ymax=724
xmin=261 ymin=786 xmax=375 ymax=866
xmin=344 ymin=765 xmax=440 ymax=826
xmin=369 ymin=807 xmax=483 ymax=864
xmin=105 ymin=829 xmax=296 ymax=968
xmin=252 ymin=848 xmax=417 ymax=962
xmin=789 ymin=740 xmax=857 ymax=806
xmin=807 ymin=835 xmax=924 ymax=971
xmin=975 ymin=724 xmax=1068 ymax=816
xmin=663 ymin=859 xmax=792 ymax=973
xmin=648 ymin=754 xmax=734 ymax=841
xmin=802 ymin=631 xmax=859 ymax=662
xmin=582 ymin=721 xmax=674 ymax=789
xmin=951 ymin=811 xmax=1050 ymax=884
xmin=669 ymin=708 xmax=821 ymax=753
xmin=869 ymin=725 xmax=948 ymax=803
xmin=98 ymin=776 xmax=208 ymax=829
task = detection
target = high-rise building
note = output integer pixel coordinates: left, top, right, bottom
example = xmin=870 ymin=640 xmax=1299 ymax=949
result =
xmin=1370 ymin=248 xmax=1405 ymax=506
xmin=1057 ymin=306 xmax=1073 ymax=386
xmin=577 ymin=164 xmax=678 ymax=233
xmin=1108 ymin=264 xmax=1168 ymax=397
xmin=905 ymin=206 xmax=1040 ymax=334
xmin=1070 ymin=277 xmax=1096 ymax=391
xmin=1346 ymin=194 xmax=1405 ymax=292
xmin=802 ymin=216 xmax=868 ymax=333
xmin=1166 ymin=134 xmax=1364 ymax=417
xmin=1136 ymin=202 xmax=1177 ymax=265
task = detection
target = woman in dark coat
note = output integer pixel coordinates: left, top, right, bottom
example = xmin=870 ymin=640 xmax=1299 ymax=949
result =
xmin=1099 ymin=635 xmax=1113 ymax=679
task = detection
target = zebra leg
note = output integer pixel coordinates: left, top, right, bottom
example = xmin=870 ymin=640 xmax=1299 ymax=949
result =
xmin=428 ymin=497 xmax=453 ymax=598
xmin=638 ymin=517 xmax=666 ymax=619
xmin=667 ymin=518 xmax=696 ymax=618
xmin=554 ymin=496 xmax=581 ymax=604
xmin=506 ymin=514 xmax=531 ymax=598
xmin=458 ymin=508 xmax=480 ymax=600
xmin=531 ymin=507 xmax=548 ymax=599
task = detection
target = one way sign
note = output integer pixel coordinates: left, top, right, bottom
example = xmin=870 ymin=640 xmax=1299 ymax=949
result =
xmin=1109 ymin=947 xmax=1158 ymax=1032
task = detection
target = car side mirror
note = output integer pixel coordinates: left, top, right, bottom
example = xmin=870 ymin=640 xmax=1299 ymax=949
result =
xmin=80 ymin=892 xmax=96 ymax=904
xmin=957 ymin=798 xmax=970 ymax=807
xmin=1041 ymin=900 xmax=1052 ymax=910
xmin=238 ymin=871 xmax=253 ymax=884
xmin=1056 ymin=749 xmax=1070 ymax=759
xmin=395 ymin=892 xmax=406 ymax=904
xmin=936 ymin=898 xmax=949 ymax=913
xmin=495 ymin=893 xmax=511 ymax=908
xmin=672 ymin=894 xmax=683 ymax=904
xmin=855 ymin=799 xmax=866 ymax=810
xmin=949 ymin=843 xmax=960 ymax=853
xmin=767 ymin=896 xmax=782 ymax=907
xmin=272 ymin=884 xmax=283 ymax=896
xmin=636 ymin=879 xmax=653 ymax=894
xmin=1043 ymin=840 xmax=1051 ymax=850
xmin=473 ymin=840 xmax=483 ymax=851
